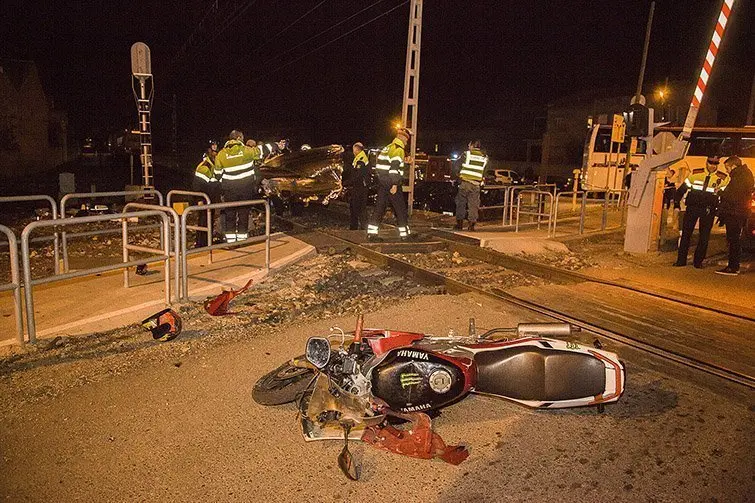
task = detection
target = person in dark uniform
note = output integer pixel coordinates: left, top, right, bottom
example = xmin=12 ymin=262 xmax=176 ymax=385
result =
xmin=715 ymin=156 xmax=754 ymax=275
xmin=349 ymin=142 xmax=370 ymax=230
xmin=674 ymin=156 xmax=729 ymax=268
xmin=366 ymin=128 xmax=411 ymax=241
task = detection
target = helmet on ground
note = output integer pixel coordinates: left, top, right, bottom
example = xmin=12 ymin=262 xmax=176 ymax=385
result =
xmin=141 ymin=308 xmax=182 ymax=341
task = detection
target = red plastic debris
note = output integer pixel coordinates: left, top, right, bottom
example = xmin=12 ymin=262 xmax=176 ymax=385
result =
xmin=203 ymin=279 xmax=254 ymax=316
xmin=362 ymin=412 xmax=469 ymax=465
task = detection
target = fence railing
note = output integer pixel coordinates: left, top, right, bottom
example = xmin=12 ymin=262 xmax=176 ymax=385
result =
xmin=179 ymin=199 xmax=270 ymax=301
xmin=0 ymin=195 xmax=60 ymax=274
xmin=59 ymin=189 xmax=164 ymax=272
xmin=166 ymin=190 xmax=213 ymax=264
xmin=121 ymin=203 xmax=181 ymax=302
xmin=0 ymin=224 xmax=24 ymax=344
xmin=515 ymin=190 xmax=555 ymax=236
xmin=21 ymin=210 xmax=172 ymax=343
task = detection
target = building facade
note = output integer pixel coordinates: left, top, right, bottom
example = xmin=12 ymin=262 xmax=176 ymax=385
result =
xmin=0 ymin=59 xmax=67 ymax=179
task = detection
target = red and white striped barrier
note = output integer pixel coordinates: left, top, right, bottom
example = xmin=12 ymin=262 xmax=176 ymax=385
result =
xmin=682 ymin=0 xmax=735 ymax=138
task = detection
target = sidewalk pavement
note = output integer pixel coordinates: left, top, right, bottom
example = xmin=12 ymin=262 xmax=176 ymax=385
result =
xmin=0 ymin=234 xmax=315 ymax=345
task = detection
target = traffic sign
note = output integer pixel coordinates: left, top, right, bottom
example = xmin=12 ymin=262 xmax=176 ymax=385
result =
xmin=611 ymin=114 xmax=626 ymax=143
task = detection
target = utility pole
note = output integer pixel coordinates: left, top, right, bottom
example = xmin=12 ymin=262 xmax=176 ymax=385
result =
xmin=633 ymin=1 xmax=655 ymax=104
xmin=402 ymin=0 xmax=423 ymax=215
xmin=131 ymin=42 xmax=155 ymax=192
xmin=172 ymin=93 xmax=178 ymax=168
xmin=747 ymin=71 xmax=755 ymax=125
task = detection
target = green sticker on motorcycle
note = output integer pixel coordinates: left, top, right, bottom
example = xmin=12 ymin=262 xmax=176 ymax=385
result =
xmin=400 ymin=373 xmax=423 ymax=388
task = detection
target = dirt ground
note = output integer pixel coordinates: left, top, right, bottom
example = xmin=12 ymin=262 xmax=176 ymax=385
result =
xmin=0 ymin=253 xmax=753 ymax=502
xmin=518 ymin=231 xmax=755 ymax=311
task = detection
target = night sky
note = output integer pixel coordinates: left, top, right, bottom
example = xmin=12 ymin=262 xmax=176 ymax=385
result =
xmin=2 ymin=0 xmax=753 ymax=157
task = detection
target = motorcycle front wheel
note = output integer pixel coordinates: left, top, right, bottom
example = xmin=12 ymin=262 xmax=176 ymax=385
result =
xmin=252 ymin=357 xmax=315 ymax=405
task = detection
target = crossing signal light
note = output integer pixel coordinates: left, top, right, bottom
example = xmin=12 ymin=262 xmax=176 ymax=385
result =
xmin=624 ymin=103 xmax=650 ymax=137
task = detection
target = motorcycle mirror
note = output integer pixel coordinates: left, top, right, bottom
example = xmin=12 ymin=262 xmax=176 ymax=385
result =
xmin=305 ymin=337 xmax=331 ymax=369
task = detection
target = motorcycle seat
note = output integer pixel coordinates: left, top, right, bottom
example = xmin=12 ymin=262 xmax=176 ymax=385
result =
xmin=474 ymin=347 xmax=606 ymax=401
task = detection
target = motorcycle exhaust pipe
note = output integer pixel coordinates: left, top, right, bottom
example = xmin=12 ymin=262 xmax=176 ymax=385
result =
xmin=516 ymin=323 xmax=578 ymax=338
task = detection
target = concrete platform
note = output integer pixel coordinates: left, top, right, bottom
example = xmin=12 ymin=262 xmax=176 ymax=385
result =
xmin=0 ymin=234 xmax=315 ymax=344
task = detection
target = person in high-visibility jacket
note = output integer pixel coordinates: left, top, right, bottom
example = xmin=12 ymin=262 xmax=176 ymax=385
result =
xmin=192 ymin=141 xmax=220 ymax=247
xmin=454 ymin=140 xmax=489 ymax=231
xmin=215 ymin=130 xmax=283 ymax=243
xmin=367 ymin=128 xmax=411 ymax=240
xmin=349 ymin=142 xmax=370 ymax=230
xmin=674 ymin=155 xmax=730 ymax=268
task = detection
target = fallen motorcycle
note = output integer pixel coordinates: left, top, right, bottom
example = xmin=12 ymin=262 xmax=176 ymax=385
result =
xmin=253 ymin=315 xmax=625 ymax=479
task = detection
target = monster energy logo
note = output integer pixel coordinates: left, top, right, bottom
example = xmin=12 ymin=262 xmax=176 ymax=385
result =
xmin=400 ymin=373 xmax=423 ymax=389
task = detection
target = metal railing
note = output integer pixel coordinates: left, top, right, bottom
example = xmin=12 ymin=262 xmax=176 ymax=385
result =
xmin=515 ymin=190 xmax=555 ymax=236
xmin=502 ymin=185 xmax=537 ymax=226
xmin=166 ymin=190 xmax=213 ymax=263
xmin=59 ymin=189 xmax=164 ymax=272
xmin=0 ymin=224 xmax=23 ymax=344
xmin=21 ymin=210 xmax=172 ymax=343
xmin=0 ymin=195 xmax=60 ymax=274
xmin=552 ymin=191 xmax=585 ymax=236
xmin=121 ymin=203 xmax=181 ymax=302
xmin=179 ymin=199 xmax=270 ymax=301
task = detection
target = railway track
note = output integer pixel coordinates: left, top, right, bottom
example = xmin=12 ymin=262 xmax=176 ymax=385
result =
xmin=276 ymin=211 xmax=755 ymax=390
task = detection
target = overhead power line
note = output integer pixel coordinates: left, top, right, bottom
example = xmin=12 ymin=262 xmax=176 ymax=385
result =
xmin=252 ymin=0 xmax=409 ymax=84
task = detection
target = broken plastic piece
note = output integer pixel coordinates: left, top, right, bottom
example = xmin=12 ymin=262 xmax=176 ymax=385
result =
xmin=203 ymin=278 xmax=254 ymax=316
xmin=362 ymin=411 xmax=469 ymax=465
xmin=141 ymin=308 xmax=182 ymax=341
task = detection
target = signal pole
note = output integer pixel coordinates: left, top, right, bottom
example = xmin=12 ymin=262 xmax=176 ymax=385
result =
xmin=402 ymin=0 xmax=423 ymax=214
xmin=131 ymin=42 xmax=155 ymax=191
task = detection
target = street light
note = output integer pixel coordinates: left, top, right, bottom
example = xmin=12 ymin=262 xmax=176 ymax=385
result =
xmin=655 ymin=86 xmax=670 ymax=120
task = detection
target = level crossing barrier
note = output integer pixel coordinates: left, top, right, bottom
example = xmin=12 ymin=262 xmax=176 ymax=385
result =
xmin=179 ymin=199 xmax=270 ymax=301
xmin=59 ymin=189 xmax=164 ymax=272
xmin=21 ymin=210 xmax=172 ymax=343
xmin=0 ymin=224 xmax=24 ymax=344
xmin=166 ymin=190 xmax=213 ymax=263
xmin=514 ymin=190 xmax=555 ymax=236
xmin=0 ymin=195 xmax=60 ymax=274
xmin=121 ymin=203 xmax=181 ymax=301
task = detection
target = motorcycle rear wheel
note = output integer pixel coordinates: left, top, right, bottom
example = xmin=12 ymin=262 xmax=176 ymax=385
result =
xmin=252 ymin=357 xmax=315 ymax=405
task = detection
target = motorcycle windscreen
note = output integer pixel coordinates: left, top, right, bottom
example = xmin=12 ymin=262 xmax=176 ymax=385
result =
xmin=474 ymin=347 xmax=606 ymax=401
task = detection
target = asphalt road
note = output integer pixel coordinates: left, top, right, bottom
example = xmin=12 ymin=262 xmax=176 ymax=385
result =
xmin=1 ymin=294 xmax=753 ymax=502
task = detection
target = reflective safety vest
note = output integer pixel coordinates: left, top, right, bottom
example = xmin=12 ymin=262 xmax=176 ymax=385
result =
xmin=683 ymin=168 xmax=729 ymax=194
xmin=375 ymin=137 xmax=405 ymax=184
xmin=353 ymin=150 xmax=369 ymax=169
xmin=194 ymin=157 xmax=217 ymax=184
xmin=682 ymin=168 xmax=729 ymax=208
xmin=214 ymin=140 xmax=277 ymax=182
xmin=459 ymin=148 xmax=488 ymax=182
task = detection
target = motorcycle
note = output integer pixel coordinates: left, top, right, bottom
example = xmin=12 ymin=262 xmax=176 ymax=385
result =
xmin=253 ymin=315 xmax=625 ymax=479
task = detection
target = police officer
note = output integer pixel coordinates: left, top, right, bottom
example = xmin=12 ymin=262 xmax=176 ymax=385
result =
xmin=674 ymin=155 xmax=729 ymax=268
xmin=349 ymin=142 xmax=370 ymax=230
xmin=215 ymin=130 xmax=284 ymax=243
xmin=455 ymin=140 xmax=489 ymax=231
xmin=367 ymin=128 xmax=411 ymax=241
xmin=715 ymin=156 xmax=754 ymax=275
xmin=192 ymin=140 xmax=220 ymax=247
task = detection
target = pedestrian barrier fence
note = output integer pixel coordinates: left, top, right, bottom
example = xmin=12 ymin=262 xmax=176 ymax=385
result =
xmin=21 ymin=210 xmax=172 ymax=343
xmin=166 ymin=190 xmax=213 ymax=264
xmin=0 ymin=195 xmax=60 ymax=274
xmin=180 ymin=199 xmax=270 ymax=301
xmin=0 ymin=224 xmax=23 ymax=344
xmin=552 ymin=191 xmax=585 ymax=236
xmin=515 ymin=190 xmax=555 ymax=236
xmin=121 ymin=203 xmax=181 ymax=301
xmin=60 ymin=189 xmax=164 ymax=272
